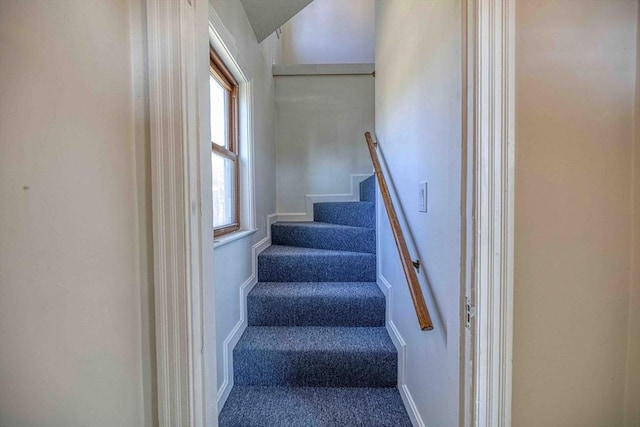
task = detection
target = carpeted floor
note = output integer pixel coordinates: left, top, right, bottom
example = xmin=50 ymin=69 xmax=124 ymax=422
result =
xmin=219 ymin=176 xmax=413 ymax=426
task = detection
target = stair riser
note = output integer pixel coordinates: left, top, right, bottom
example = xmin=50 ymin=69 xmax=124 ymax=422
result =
xmin=258 ymin=253 xmax=376 ymax=282
xmin=234 ymin=350 xmax=397 ymax=387
xmin=248 ymin=294 xmax=385 ymax=326
xmin=313 ymin=202 xmax=375 ymax=228
xmin=359 ymin=176 xmax=376 ymax=202
xmin=271 ymin=224 xmax=375 ymax=254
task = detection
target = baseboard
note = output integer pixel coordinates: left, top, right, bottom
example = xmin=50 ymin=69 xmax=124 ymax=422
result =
xmin=216 ymin=214 xmax=275 ymax=412
xmin=276 ymin=174 xmax=373 ymax=222
xmin=380 ymin=274 xmax=426 ymax=427
xmin=400 ymin=384 xmax=427 ymax=427
xmin=275 ymin=212 xmax=311 ymax=222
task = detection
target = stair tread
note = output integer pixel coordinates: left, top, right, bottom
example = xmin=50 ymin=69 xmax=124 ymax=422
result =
xmin=261 ymin=244 xmax=374 ymax=257
xmin=248 ymin=282 xmax=385 ymax=327
xmin=274 ymin=221 xmax=374 ymax=230
xmin=258 ymin=245 xmax=376 ymax=282
xmin=219 ymin=386 xmax=412 ymax=427
xmin=272 ymin=222 xmax=375 ymax=254
xmin=314 ymin=201 xmax=375 ymax=228
xmin=236 ymin=326 xmax=395 ymax=353
xmin=250 ymin=281 xmax=383 ymax=299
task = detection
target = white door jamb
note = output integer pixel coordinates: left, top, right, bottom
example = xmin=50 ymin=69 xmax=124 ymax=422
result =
xmin=470 ymin=0 xmax=516 ymax=426
xmin=146 ymin=0 xmax=215 ymax=425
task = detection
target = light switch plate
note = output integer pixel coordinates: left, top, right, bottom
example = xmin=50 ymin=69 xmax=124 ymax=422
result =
xmin=419 ymin=182 xmax=427 ymax=212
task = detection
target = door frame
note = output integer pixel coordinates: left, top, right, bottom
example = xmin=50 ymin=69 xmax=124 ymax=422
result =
xmin=145 ymin=0 xmax=517 ymax=425
xmin=464 ymin=0 xmax=516 ymax=426
xmin=146 ymin=0 xmax=215 ymax=425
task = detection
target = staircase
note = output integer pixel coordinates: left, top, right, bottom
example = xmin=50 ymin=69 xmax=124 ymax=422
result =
xmin=219 ymin=176 xmax=412 ymax=426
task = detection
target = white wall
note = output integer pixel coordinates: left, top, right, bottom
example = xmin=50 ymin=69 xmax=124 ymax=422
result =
xmin=513 ymin=1 xmax=639 ymax=426
xmin=275 ymin=75 xmax=374 ymax=214
xmin=375 ymin=1 xmax=463 ymax=426
xmin=280 ymin=0 xmax=374 ymax=65
xmin=0 ymin=1 xmax=151 ymax=426
xmin=208 ymin=0 xmax=279 ymax=408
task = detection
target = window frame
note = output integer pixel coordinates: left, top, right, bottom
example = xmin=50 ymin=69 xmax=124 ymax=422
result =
xmin=210 ymin=47 xmax=240 ymax=237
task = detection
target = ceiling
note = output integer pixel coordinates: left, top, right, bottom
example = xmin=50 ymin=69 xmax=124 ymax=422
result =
xmin=240 ymin=0 xmax=314 ymax=43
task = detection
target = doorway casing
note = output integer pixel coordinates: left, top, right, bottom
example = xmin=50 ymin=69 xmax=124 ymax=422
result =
xmin=145 ymin=0 xmax=517 ymax=425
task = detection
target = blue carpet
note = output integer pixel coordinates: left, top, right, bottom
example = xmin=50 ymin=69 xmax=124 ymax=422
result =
xmin=218 ymin=386 xmax=412 ymax=427
xmin=360 ymin=175 xmax=376 ymax=202
xmin=258 ymin=245 xmax=376 ymax=282
xmin=313 ymin=201 xmax=375 ymax=228
xmin=248 ymin=282 xmax=385 ymax=327
xmin=272 ymin=222 xmax=375 ymax=254
xmin=234 ymin=326 xmax=397 ymax=387
xmin=221 ymin=176 xmax=412 ymax=425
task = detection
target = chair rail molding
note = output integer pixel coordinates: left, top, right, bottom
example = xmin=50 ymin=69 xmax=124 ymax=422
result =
xmin=146 ymin=0 xmax=214 ymax=425
xmin=471 ymin=0 xmax=516 ymax=426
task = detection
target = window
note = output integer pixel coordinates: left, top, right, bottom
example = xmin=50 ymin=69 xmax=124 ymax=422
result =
xmin=210 ymin=48 xmax=239 ymax=237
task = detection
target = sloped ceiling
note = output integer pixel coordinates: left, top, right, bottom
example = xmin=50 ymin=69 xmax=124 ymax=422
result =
xmin=240 ymin=0 xmax=314 ymax=43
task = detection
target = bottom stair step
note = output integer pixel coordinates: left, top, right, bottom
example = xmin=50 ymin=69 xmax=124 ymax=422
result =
xmin=234 ymin=326 xmax=397 ymax=387
xmin=219 ymin=386 xmax=412 ymax=427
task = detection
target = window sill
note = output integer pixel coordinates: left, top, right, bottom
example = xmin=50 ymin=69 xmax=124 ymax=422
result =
xmin=213 ymin=228 xmax=257 ymax=249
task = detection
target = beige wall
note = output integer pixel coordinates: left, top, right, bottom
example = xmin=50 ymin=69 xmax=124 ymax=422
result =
xmin=514 ymin=1 xmax=639 ymax=426
xmin=0 ymin=1 xmax=151 ymax=426
xmin=625 ymin=3 xmax=640 ymax=425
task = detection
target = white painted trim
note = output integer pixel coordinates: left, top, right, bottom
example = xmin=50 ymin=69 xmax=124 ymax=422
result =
xmin=276 ymin=174 xmax=373 ymax=222
xmin=275 ymin=212 xmax=311 ymax=222
xmin=461 ymin=1 xmax=474 ymax=426
xmin=208 ymin=4 xmax=252 ymax=81
xmin=213 ymin=229 xmax=257 ymax=249
xmin=472 ymin=1 xmax=516 ymax=426
xmin=400 ymin=384 xmax=426 ymax=427
xmin=273 ymin=63 xmax=375 ymax=76
xmin=304 ymin=174 xmax=373 ymax=220
xmin=146 ymin=0 xmax=212 ymax=425
xmin=216 ymin=214 xmax=276 ymax=411
xmin=209 ymin=4 xmax=258 ymax=234
xmin=380 ymin=275 xmax=426 ymax=427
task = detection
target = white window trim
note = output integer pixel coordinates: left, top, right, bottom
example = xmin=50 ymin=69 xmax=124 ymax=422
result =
xmin=213 ymin=228 xmax=257 ymax=249
xmin=208 ymin=4 xmax=257 ymax=242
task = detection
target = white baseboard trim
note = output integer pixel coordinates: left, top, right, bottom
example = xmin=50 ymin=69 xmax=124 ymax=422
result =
xmin=305 ymin=174 xmax=372 ymax=219
xmin=275 ymin=212 xmax=311 ymax=222
xmin=276 ymin=174 xmax=374 ymax=222
xmin=216 ymin=214 xmax=275 ymax=412
xmin=400 ymin=383 xmax=427 ymax=427
xmin=380 ymin=274 xmax=426 ymax=427
xmin=387 ymin=320 xmax=406 ymax=384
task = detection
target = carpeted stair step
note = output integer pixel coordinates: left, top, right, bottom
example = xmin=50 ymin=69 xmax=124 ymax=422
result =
xmin=313 ymin=201 xmax=375 ymax=229
xmin=248 ymin=282 xmax=385 ymax=326
xmin=219 ymin=386 xmax=412 ymax=427
xmin=272 ymin=221 xmax=375 ymax=253
xmin=360 ymin=175 xmax=376 ymax=202
xmin=258 ymin=245 xmax=376 ymax=282
xmin=234 ymin=326 xmax=397 ymax=387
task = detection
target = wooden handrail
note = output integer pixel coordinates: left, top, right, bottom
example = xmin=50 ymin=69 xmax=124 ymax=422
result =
xmin=364 ymin=132 xmax=434 ymax=331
